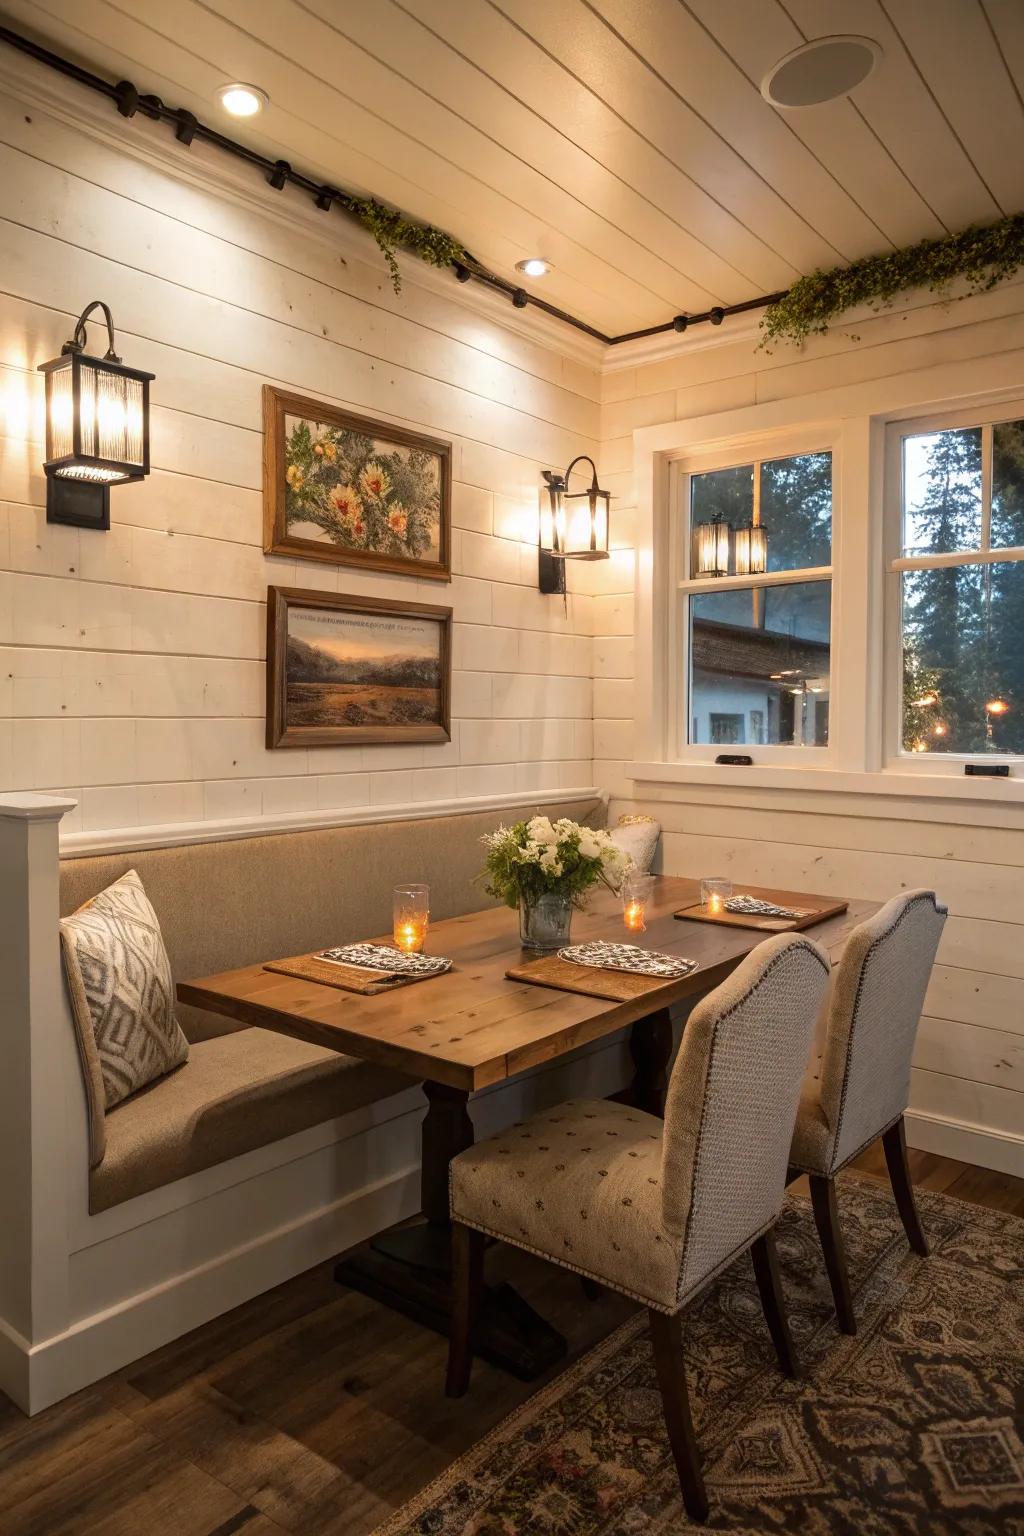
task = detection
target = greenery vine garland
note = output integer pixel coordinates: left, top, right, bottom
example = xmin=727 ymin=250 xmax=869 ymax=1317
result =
xmin=761 ymin=211 xmax=1024 ymax=348
xmin=341 ymin=195 xmax=466 ymax=292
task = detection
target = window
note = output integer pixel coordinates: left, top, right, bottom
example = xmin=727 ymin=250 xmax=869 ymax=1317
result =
xmin=678 ymin=448 xmax=833 ymax=754
xmin=891 ymin=413 xmax=1024 ymax=759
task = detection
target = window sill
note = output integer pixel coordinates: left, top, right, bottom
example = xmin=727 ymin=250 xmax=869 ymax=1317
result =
xmin=626 ymin=759 xmax=1024 ymax=807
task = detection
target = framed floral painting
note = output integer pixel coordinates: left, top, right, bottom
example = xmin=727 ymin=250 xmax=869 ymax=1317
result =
xmin=262 ymin=386 xmax=451 ymax=580
xmin=266 ymin=586 xmax=452 ymax=748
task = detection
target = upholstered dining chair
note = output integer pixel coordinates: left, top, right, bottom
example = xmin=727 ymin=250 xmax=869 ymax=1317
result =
xmin=788 ymin=889 xmax=947 ymax=1336
xmin=445 ymin=933 xmax=832 ymax=1524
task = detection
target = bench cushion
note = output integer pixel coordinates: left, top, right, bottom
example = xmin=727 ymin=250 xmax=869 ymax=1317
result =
xmin=60 ymin=797 xmax=602 ymax=1043
xmin=91 ymin=1027 xmax=409 ymax=1213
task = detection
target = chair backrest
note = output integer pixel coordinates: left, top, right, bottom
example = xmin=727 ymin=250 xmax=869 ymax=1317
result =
xmin=661 ymin=933 xmax=831 ymax=1303
xmin=817 ymin=889 xmax=947 ymax=1172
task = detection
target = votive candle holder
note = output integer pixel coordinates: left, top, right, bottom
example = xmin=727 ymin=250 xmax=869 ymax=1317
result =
xmin=700 ymin=877 xmax=733 ymax=917
xmin=622 ymin=872 xmax=655 ymax=932
xmin=393 ymin=883 xmax=429 ymax=952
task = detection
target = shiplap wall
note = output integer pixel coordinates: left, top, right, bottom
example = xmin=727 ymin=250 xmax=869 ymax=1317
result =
xmin=599 ymin=285 xmax=1024 ymax=1173
xmin=0 ymin=89 xmax=600 ymax=836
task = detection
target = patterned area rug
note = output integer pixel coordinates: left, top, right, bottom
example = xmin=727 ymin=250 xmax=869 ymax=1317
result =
xmin=375 ymin=1178 xmax=1024 ymax=1534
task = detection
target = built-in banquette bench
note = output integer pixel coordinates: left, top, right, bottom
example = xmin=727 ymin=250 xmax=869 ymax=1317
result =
xmin=60 ymin=797 xmax=603 ymax=1215
xmin=0 ymin=792 xmax=615 ymax=1414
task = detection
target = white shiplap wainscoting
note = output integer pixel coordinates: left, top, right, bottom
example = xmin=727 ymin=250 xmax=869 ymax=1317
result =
xmin=0 ymin=60 xmax=605 ymax=834
xmin=599 ymin=289 xmax=1024 ymax=1178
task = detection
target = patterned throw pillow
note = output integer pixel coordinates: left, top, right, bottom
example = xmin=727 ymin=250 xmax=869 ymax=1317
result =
xmin=60 ymin=869 xmax=189 ymax=1164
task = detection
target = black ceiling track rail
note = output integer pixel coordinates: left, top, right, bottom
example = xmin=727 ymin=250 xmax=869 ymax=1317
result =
xmin=0 ymin=24 xmax=787 ymax=348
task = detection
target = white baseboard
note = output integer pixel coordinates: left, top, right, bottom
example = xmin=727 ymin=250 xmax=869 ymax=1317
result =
xmin=905 ymin=1108 xmax=1024 ymax=1178
xmin=14 ymin=1162 xmax=419 ymax=1416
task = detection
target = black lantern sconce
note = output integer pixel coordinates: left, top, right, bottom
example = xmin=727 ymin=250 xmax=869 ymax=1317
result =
xmin=538 ymin=455 xmax=611 ymax=593
xmin=38 ymin=300 xmax=154 ymax=531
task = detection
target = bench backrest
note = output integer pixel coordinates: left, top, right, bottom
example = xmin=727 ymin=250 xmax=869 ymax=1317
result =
xmin=60 ymin=798 xmax=603 ymax=1040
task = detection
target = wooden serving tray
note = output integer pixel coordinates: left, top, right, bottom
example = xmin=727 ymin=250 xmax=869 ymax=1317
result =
xmin=263 ymin=953 xmax=447 ymax=995
xmin=506 ymin=952 xmax=698 ymax=1002
xmin=674 ymin=895 xmax=848 ymax=933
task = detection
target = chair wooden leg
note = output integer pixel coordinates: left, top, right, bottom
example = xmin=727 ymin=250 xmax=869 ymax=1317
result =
xmin=750 ymin=1229 xmax=800 ymax=1378
xmin=882 ymin=1116 xmax=929 ymax=1256
xmin=445 ymin=1223 xmax=484 ymax=1398
xmin=648 ymin=1308 xmax=709 ymax=1524
xmin=809 ymin=1174 xmax=857 ymax=1336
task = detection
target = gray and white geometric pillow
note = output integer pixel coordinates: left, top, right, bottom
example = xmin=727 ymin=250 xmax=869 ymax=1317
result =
xmin=60 ymin=869 xmax=189 ymax=1128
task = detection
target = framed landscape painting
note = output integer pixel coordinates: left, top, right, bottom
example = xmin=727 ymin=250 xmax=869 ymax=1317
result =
xmin=263 ymin=386 xmax=451 ymax=580
xmin=266 ymin=586 xmax=452 ymax=748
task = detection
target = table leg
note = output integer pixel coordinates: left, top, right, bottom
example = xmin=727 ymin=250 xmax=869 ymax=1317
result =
xmin=334 ymin=1080 xmax=568 ymax=1380
xmin=629 ymin=1008 xmax=674 ymax=1118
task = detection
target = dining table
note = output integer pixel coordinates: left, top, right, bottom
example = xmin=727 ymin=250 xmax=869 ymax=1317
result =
xmin=177 ymin=875 xmax=876 ymax=1380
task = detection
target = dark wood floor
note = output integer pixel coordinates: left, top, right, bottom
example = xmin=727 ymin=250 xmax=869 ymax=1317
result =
xmin=2 ymin=1149 xmax=1021 ymax=1536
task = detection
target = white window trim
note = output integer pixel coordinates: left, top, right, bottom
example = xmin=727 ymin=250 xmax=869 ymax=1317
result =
xmin=629 ymin=369 xmax=1024 ymax=804
xmin=668 ymin=426 xmax=837 ymax=766
xmin=882 ymin=398 xmax=1024 ymax=777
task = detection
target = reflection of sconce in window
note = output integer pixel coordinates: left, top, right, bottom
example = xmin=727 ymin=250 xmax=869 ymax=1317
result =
xmin=694 ymin=511 xmax=730 ymax=577
xmin=734 ymin=521 xmax=769 ymax=575
xmin=38 ymin=300 xmax=154 ymax=530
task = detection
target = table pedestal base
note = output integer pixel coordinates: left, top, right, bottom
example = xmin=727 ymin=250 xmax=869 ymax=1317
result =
xmin=334 ymin=1221 xmax=567 ymax=1381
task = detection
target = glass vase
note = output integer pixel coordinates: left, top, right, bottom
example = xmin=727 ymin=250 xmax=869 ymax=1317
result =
xmin=519 ymin=891 xmax=573 ymax=951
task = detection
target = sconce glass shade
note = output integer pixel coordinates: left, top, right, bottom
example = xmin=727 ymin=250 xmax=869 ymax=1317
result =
xmin=695 ymin=513 xmax=730 ymax=577
xmin=38 ymin=302 xmax=154 ymax=529
xmin=734 ymin=522 xmax=769 ymax=575
xmin=540 ymin=457 xmax=610 ymax=561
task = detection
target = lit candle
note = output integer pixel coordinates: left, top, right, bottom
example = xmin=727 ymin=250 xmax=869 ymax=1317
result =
xmin=393 ymin=884 xmax=429 ymax=954
xmin=621 ymin=873 xmax=654 ymax=933
xmin=700 ymin=877 xmax=733 ymax=917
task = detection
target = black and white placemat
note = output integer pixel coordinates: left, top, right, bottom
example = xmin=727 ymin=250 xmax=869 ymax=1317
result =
xmin=318 ymin=944 xmax=452 ymax=978
xmin=725 ymin=895 xmax=812 ymax=920
xmin=558 ymin=941 xmax=698 ymax=979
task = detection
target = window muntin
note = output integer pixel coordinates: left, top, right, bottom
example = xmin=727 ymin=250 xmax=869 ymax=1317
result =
xmin=895 ymin=416 xmax=1024 ymax=758
xmin=680 ymin=449 xmax=833 ymax=754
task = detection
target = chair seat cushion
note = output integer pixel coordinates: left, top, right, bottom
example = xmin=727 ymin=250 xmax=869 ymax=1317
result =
xmin=449 ymin=1099 xmax=683 ymax=1311
xmin=789 ymin=1082 xmax=834 ymax=1174
xmin=91 ymin=1028 xmax=409 ymax=1213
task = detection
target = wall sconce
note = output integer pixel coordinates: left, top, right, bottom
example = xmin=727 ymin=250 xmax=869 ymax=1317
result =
xmin=539 ymin=454 xmax=610 ymax=593
xmin=734 ymin=521 xmax=769 ymax=575
xmin=38 ymin=300 xmax=154 ymax=530
xmin=694 ymin=511 xmax=730 ymax=577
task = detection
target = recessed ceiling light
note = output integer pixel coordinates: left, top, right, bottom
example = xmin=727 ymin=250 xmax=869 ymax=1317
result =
xmin=217 ymin=82 xmax=268 ymax=118
xmin=761 ymin=36 xmax=880 ymax=107
xmin=515 ymin=258 xmax=552 ymax=278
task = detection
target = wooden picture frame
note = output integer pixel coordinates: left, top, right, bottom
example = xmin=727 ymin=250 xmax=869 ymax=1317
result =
xmin=266 ymin=586 xmax=452 ymax=749
xmin=263 ymin=386 xmax=451 ymax=581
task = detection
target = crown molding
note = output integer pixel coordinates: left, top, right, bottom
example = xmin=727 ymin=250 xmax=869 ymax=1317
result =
xmin=602 ymin=312 xmax=765 ymax=371
xmin=0 ymin=49 xmax=607 ymax=371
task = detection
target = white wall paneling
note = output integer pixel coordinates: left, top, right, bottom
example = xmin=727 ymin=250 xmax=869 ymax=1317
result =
xmin=0 ymin=78 xmax=603 ymax=836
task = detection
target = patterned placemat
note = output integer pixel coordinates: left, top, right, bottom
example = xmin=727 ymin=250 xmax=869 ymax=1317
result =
xmin=726 ymin=894 xmax=810 ymax=919
xmin=319 ymin=943 xmax=451 ymax=978
xmin=558 ymin=941 xmax=699 ymax=979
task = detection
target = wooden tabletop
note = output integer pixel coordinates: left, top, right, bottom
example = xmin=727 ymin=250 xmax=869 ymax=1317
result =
xmin=177 ymin=877 xmax=877 ymax=1093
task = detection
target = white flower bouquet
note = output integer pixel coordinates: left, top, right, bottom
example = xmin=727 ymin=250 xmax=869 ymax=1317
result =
xmin=480 ymin=816 xmax=632 ymax=949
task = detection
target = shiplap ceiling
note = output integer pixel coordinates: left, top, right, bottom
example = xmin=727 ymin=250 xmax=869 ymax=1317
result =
xmin=4 ymin=0 xmax=1024 ymax=336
